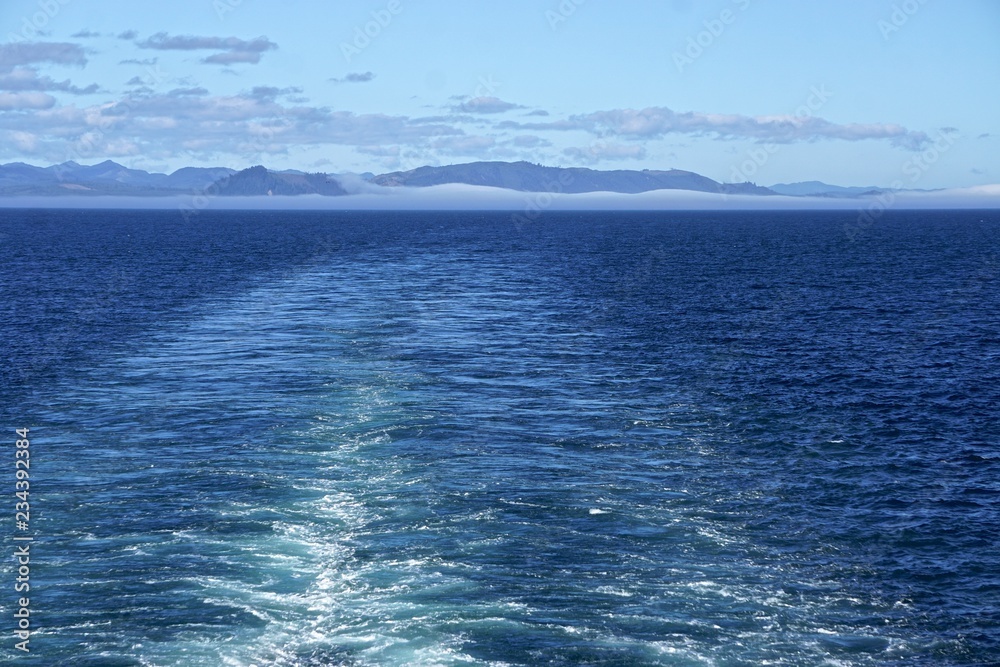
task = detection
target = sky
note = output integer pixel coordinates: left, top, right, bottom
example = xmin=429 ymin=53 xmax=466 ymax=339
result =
xmin=0 ymin=0 xmax=997 ymax=189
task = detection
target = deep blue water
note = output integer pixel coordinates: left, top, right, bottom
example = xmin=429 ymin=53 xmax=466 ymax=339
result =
xmin=1 ymin=209 xmax=998 ymax=666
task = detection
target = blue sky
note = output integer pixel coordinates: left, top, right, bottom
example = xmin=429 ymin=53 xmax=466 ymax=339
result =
xmin=0 ymin=0 xmax=997 ymax=188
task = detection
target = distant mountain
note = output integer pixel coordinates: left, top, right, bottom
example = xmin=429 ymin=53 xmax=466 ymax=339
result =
xmin=52 ymin=160 xmax=158 ymax=186
xmin=372 ymin=161 xmax=776 ymax=195
xmin=0 ymin=162 xmax=54 ymax=193
xmin=768 ymin=181 xmax=888 ymax=197
xmin=0 ymin=160 xmax=235 ymax=196
xmin=210 ymin=165 xmax=347 ymax=196
xmin=161 ymin=166 xmax=237 ymax=190
xmin=4 ymin=159 xmax=924 ymax=200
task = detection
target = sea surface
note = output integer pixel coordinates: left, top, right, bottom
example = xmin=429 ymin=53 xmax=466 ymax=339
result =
xmin=1 ymin=209 xmax=998 ymax=666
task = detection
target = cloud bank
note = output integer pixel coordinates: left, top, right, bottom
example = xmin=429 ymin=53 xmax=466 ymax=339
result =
xmin=3 ymin=184 xmax=998 ymax=212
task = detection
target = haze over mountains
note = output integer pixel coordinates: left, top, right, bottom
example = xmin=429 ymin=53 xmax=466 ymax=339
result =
xmin=0 ymin=159 xmax=905 ymax=200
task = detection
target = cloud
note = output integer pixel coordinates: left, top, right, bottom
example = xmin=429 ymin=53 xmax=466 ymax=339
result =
xmin=0 ymin=92 xmax=55 ymax=110
xmin=203 ymin=51 xmax=267 ymax=65
xmin=119 ymin=58 xmax=158 ymax=66
xmin=590 ymin=107 xmax=931 ymax=150
xmin=333 ymin=172 xmax=389 ymax=195
xmin=0 ymin=67 xmax=99 ymax=94
xmin=357 ymin=145 xmax=401 ymax=157
xmin=452 ymin=96 xmax=524 ymax=114
xmin=118 ymin=30 xmax=139 ymax=40
xmin=6 ymin=130 xmax=39 ymax=152
xmin=431 ymin=135 xmax=496 ymax=156
xmin=495 ymin=118 xmax=581 ymax=132
xmin=410 ymin=114 xmax=476 ymax=125
xmin=136 ymin=33 xmax=277 ymax=66
xmin=979 ymin=133 xmax=991 ymax=140
xmin=887 ymin=132 xmax=931 ymax=151
xmin=526 ymin=109 xmax=550 ymax=117
xmin=0 ymin=88 xmax=468 ymax=165
xmin=137 ymin=34 xmax=268 ymax=51
xmin=330 ymin=71 xmax=375 ymax=84
xmin=563 ymin=142 xmax=647 ymax=164
xmin=502 ymin=105 xmax=932 ymax=151
xmin=168 ymin=87 xmax=209 ymax=97
xmin=71 ymin=30 xmax=101 ymax=38
xmin=511 ymin=134 xmax=550 ymax=148
xmin=0 ymin=42 xmax=87 ymax=71
xmin=247 ymin=86 xmax=302 ymax=101
xmin=0 ymin=47 xmax=95 ymax=101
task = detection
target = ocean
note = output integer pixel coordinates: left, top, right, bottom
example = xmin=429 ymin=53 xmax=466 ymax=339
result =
xmin=1 ymin=209 xmax=998 ymax=666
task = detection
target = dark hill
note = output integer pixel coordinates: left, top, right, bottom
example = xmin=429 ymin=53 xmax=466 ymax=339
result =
xmin=211 ymin=166 xmax=347 ymax=196
xmin=371 ymin=161 xmax=775 ymax=195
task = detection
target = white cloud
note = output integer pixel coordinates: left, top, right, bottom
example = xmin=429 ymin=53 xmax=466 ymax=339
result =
xmin=7 ymin=130 xmax=39 ymax=151
xmin=501 ymin=106 xmax=932 ymax=151
xmin=0 ymin=67 xmax=98 ymax=94
xmin=452 ymin=96 xmax=524 ymax=114
xmin=0 ymin=91 xmax=55 ymax=110
xmin=0 ymin=87 xmax=470 ymax=164
xmin=0 ymin=42 xmax=87 ymax=70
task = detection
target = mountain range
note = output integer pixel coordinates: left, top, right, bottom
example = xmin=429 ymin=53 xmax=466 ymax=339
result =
xmin=371 ymin=161 xmax=775 ymax=196
xmin=0 ymin=159 xmax=903 ymax=199
xmin=0 ymin=160 xmax=234 ymax=196
xmin=768 ymin=181 xmax=887 ymax=197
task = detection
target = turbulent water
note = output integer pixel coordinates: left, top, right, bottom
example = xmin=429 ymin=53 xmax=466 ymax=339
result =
xmin=1 ymin=209 xmax=998 ymax=666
